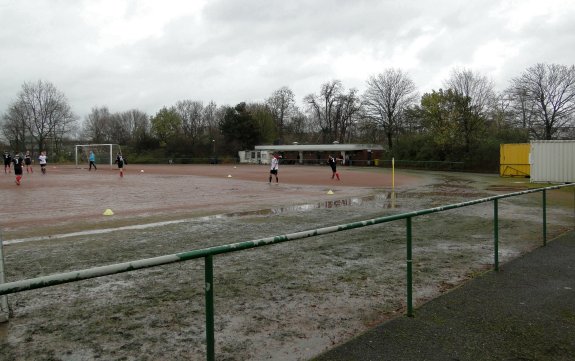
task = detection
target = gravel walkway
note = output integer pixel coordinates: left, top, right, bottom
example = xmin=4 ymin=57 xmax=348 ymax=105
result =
xmin=313 ymin=231 xmax=575 ymax=361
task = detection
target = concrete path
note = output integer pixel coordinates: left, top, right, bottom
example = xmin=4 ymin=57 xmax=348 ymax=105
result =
xmin=312 ymin=231 xmax=575 ymax=361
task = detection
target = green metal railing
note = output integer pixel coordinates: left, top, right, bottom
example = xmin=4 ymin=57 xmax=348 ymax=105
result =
xmin=0 ymin=183 xmax=573 ymax=360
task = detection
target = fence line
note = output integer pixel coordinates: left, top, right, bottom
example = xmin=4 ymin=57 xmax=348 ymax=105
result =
xmin=0 ymin=183 xmax=573 ymax=360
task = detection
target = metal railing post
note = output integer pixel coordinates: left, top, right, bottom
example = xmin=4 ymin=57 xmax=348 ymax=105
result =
xmin=493 ymin=199 xmax=499 ymax=271
xmin=0 ymin=232 xmax=8 ymax=322
xmin=205 ymin=255 xmax=215 ymax=361
xmin=406 ymin=217 xmax=413 ymax=317
xmin=543 ymin=189 xmax=547 ymax=246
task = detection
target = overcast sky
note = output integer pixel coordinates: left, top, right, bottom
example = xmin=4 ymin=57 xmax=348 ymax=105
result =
xmin=1 ymin=0 xmax=574 ymax=122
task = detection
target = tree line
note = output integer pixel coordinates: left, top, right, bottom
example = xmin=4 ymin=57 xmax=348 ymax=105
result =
xmin=1 ymin=63 xmax=574 ymax=170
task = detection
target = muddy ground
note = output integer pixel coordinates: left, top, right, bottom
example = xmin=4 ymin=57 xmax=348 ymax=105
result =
xmin=0 ymin=164 xmax=573 ymax=360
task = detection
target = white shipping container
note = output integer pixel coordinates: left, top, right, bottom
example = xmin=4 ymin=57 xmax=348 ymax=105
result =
xmin=530 ymin=140 xmax=575 ymax=183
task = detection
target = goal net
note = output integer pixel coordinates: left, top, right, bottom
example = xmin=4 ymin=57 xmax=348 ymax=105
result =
xmin=75 ymin=144 xmax=122 ymax=168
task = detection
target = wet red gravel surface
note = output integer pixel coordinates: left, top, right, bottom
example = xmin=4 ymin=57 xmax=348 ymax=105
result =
xmin=0 ymin=164 xmax=423 ymax=240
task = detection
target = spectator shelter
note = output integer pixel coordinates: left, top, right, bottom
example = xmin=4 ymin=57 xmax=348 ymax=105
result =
xmin=238 ymin=144 xmax=384 ymax=166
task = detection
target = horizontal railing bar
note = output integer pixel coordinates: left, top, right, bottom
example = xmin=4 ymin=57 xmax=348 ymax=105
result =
xmin=383 ymin=160 xmax=465 ymax=164
xmin=1 ymin=183 xmax=572 ymax=296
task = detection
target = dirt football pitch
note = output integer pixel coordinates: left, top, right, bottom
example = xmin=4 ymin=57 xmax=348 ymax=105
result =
xmin=0 ymin=164 xmax=573 ymax=360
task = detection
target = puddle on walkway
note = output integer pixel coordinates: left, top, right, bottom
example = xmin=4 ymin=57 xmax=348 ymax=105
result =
xmin=4 ymin=192 xmax=399 ymax=245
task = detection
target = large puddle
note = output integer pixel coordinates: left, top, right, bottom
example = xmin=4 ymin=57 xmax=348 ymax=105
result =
xmin=3 ymin=192 xmax=400 ymax=245
xmin=227 ymin=191 xmax=399 ymax=216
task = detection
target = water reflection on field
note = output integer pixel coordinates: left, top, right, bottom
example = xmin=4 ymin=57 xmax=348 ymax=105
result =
xmin=5 ymin=192 xmax=400 ymax=245
xmin=228 ymin=192 xmax=399 ymax=217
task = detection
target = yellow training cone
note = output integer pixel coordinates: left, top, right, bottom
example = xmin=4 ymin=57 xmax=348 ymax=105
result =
xmin=103 ymin=209 xmax=114 ymax=216
xmin=227 ymin=174 xmax=232 ymax=178
xmin=327 ymin=190 xmax=334 ymax=195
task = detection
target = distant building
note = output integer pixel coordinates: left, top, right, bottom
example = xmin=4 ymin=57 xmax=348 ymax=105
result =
xmin=238 ymin=143 xmax=384 ymax=166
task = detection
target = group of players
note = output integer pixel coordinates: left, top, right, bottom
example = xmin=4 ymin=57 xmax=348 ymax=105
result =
xmin=4 ymin=149 xmax=127 ymax=186
xmin=3 ymin=150 xmax=48 ymax=185
xmin=269 ymin=153 xmax=341 ymax=183
xmin=87 ymin=150 xmax=128 ymax=177
xmin=8 ymin=150 xmax=339 ymax=186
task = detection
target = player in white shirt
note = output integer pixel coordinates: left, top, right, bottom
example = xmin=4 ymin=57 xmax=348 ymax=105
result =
xmin=38 ymin=151 xmax=47 ymax=175
xmin=269 ymin=153 xmax=281 ymax=183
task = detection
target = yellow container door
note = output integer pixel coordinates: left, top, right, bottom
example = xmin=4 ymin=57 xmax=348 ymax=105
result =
xmin=500 ymin=143 xmax=530 ymax=177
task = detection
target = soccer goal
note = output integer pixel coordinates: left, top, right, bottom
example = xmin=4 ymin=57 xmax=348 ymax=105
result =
xmin=75 ymin=144 xmax=122 ymax=168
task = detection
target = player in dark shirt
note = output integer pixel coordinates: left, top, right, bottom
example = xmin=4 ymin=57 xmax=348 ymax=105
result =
xmin=4 ymin=151 xmax=12 ymax=174
xmin=12 ymin=153 xmax=24 ymax=185
xmin=24 ymin=150 xmax=33 ymax=173
xmin=328 ymin=155 xmax=340 ymax=180
xmin=114 ymin=153 xmax=126 ymax=177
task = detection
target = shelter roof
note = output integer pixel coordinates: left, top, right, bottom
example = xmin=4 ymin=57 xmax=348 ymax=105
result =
xmin=254 ymin=144 xmax=383 ymax=152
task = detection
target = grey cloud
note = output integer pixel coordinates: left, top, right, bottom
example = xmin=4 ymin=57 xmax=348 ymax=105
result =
xmin=0 ymin=0 xmax=574 ymax=120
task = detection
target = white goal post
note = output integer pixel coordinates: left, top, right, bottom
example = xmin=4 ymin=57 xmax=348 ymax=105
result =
xmin=75 ymin=144 xmax=122 ymax=168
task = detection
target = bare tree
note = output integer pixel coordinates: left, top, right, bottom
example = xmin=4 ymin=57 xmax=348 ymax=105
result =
xmin=443 ymin=68 xmax=496 ymax=151
xmin=111 ymin=109 xmax=149 ymax=145
xmin=175 ymin=100 xmax=205 ymax=145
xmin=83 ymin=106 xmax=113 ymax=143
xmin=284 ymin=109 xmax=310 ymax=143
xmin=266 ymin=86 xmax=295 ymax=144
xmin=504 ymin=87 xmax=536 ymax=129
xmin=122 ymin=109 xmax=149 ymax=137
xmin=363 ymin=69 xmax=418 ymax=150
xmin=203 ymin=101 xmax=218 ymax=137
xmin=124 ymin=109 xmax=152 ymax=147
xmin=445 ymin=68 xmax=496 ymax=117
xmin=2 ymin=101 xmax=28 ymax=150
xmin=83 ymin=107 xmax=149 ymax=146
xmin=491 ymin=91 xmax=513 ymax=129
xmin=511 ymin=63 xmax=575 ymax=139
xmin=304 ymin=80 xmax=344 ymax=143
xmin=497 ymin=84 xmax=540 ymax=141
xmin=333 ymin=88 xmax=362 ymax=143
xmin=4 ymin=80 xmax=77 ymax=154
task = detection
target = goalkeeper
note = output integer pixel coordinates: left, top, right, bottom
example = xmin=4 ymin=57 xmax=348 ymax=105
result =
xmin=88 ymin=151 xmax=97 ymax=171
